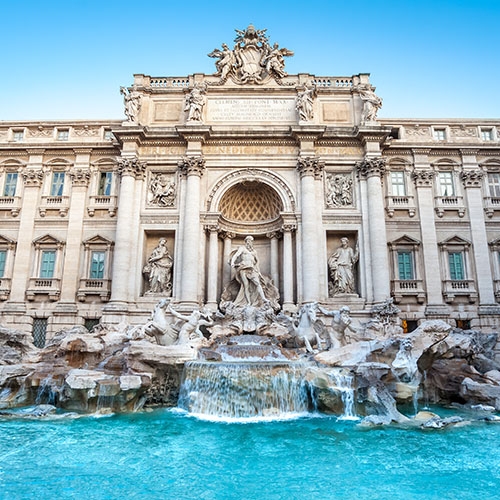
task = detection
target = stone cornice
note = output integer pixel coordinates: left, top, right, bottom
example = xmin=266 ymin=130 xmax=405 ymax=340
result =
xmin=116 ymin=156 xmax=147 ymax=179
xmin=296 ymin=156 xmax=325 ymax=178
xmin=355 ymin=127 xmax=392 ymax=146
xmin=178 ymin=155 xmax=206 ymax=177
xmin=73 ymin=148 xmax=93 ymax=155
xmin=176 ymin=126 xmax=211 ymax=144
xmin=411 ymin=148 xmax=432 ymax=156
xmin=355 ymin=157 xmax=386 ymax=178
xmin=460 ymin=169 xmax=484 ymax=188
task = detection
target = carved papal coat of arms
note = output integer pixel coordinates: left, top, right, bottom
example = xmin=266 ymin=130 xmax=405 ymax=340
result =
xmin=208 ymin=25 xmax=294 ymax=85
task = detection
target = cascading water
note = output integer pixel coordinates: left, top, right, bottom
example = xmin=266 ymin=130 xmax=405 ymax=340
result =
xmin=327 ymin=369 xmax=357 ymax=420
xmin=178 ymin=360 xmax=312 ymax=420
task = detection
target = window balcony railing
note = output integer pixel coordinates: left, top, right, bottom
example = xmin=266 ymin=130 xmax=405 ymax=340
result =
xmin=0 ymin=196 xmax=21 ymax=216
xmin=87 ymin=195 xmax=117 ymax=217
xmin=385 ymin=195 xmax=416 ymax=217
xmin=484 ymin=197 xmax=500 ymax=218
xmin=434 ymin=196 xmax=466 ymax=218
xmin=39 ymin=196 xmax=70 ymax=217
xmin=443 ymin=279 xmax=477 ymax=303
xmin=26 ymin=277 xmax=61 ymax=301
xmin=0 ymin=277 xmax=11 ymax=300
xmin=77 ymin=278 xmax=111 ymax=302
xmin=391 ymin=279 xmax=425 ymax=304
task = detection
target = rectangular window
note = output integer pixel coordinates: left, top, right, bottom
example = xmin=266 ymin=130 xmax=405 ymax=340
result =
xmin=32 ymin=318 xmax=47 ymax=348
xmin=449 ymin=252 xmax=464 ymax=280
xmin=438 ymin=172 xmax=455 ymax=196
xmin=40 ymin=250 xmax=56 ymax=278
xmin=3 ymin=172 xmax=18 ymax=196
xmin=481 ymin=129 xmax=493 ymax=141
xmin=0 ymin=250 xmax=6 ymax=278
xmin=50 ymin=172 xmax=65 ymax=196
xmin=433 ymin=128 xmax=446 ymax=141
xmin=488 ymin=173 xmax=500 ymax=197
xmin=390 ymin=172 xmax=406 ymax=196
xmin=57 ymin=130 xmax=69 ymax=141
xmin=98 ymin=172 xmax=113 ymax=196
xmin=90 ymin=251 xmax=105 ymax=279
xmin=397 ymin=251 xmax=414 ymax=280
xmin=12 ymin=130 xmax=24 ymax=142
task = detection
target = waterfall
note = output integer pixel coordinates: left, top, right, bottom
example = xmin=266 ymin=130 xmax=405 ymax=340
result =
xmin=327 ymin=370 xmax=357 ymax=420
xmin=178 ymin=361 xmax=311 ymax=420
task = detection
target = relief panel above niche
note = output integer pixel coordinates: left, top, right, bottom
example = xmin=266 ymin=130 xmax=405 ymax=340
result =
xmin=153 ymin=101 xmax=183 ymax=122
xmin=322 ymin=101 xmax=352 ymax=124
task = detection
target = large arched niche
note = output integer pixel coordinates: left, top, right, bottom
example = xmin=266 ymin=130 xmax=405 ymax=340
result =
xmin=206 ymin=169 xmax=296 ymax=234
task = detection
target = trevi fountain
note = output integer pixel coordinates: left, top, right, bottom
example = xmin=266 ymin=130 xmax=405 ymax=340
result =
xmin=1 ymin=233 xmax=500 ymax=499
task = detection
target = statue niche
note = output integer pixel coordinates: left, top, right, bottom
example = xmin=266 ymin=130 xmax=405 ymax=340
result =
xmin=143 ymin=238 xmax=173 ymax=296
xmin=220 ymin=235 xmax=280 ymax=312
xmin=328 ymin=236 xmax=359 ymax=297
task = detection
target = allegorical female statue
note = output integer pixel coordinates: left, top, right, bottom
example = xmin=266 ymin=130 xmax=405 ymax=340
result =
xmin=328 ymin=237 xmax=359 ymax=295
xmin=143 ymin=238 xmax=173 ymax=296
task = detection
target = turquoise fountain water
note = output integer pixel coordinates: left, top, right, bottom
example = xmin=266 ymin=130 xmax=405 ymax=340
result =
xmin=1 ymin=409 xmax=500 ymax=500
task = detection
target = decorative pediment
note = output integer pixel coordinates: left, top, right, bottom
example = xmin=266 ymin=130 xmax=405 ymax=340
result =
xmin=83 ymin=235 xmax=114 ymax=249
xmin=208 ymin=25 xmax=294 ymax=85
xmin=33 ymin=234 xmax=64 ymax=248
xmin=438 ymin=235 xmax=471 ymax=248
xmin=0 ymin=235 xmax=16 ymax=249
xmin=389 ymin=235 xmax=421 ymax=249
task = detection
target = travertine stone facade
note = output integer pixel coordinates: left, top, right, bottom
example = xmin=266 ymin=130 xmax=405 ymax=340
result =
xmin=1 ymin=26 xmax=500 ymax=340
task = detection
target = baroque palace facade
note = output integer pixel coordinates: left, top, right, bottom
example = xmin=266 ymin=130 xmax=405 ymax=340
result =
xmin=1 ymin=25 xmax=500 ymax=344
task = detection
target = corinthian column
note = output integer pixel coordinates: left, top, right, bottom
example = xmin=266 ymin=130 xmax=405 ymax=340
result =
xmin=461 ymin=164 xmax=496 ymax=305
xmin=8 ymin=166 xmax=44 ymax=307
xmin=57 ymin=165 xmax=91 ymax=308
xmin=297 ymin=156 xmax=324 ymax=302
xmin=178 ymin=155 xmax=205 ymax=305
xmin=412 ymin=156 xmax=444 ymax=311
xmin=356 ymin=157 xmax=390 ymax=302
xmin=205 ymin=224 xmax=219 ymax=309
xmin=108 ymin=156 xmax=145 ymax=308
xmin=282 ymin=224 xmax=296 ymax=310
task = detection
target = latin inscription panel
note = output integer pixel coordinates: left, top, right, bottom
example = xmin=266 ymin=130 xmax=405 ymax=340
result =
xmin=207 ymin=98 xmax=296 ymax=123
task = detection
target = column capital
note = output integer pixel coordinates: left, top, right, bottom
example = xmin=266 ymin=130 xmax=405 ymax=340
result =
xmin=266 ymin=231 xmax=282 ymax=240
xmin=69 ymin=168 xmax=91 ymax=187
xmin=204 ymin=223 xmax=219 ymax=233
xmin=412 ymin=168 xmax=435 ymax=187
xmin=178 ymin=155 xmax=206 ymax=177
xmin=355 ymin=157 xmax=386 ymax=179
xmin=21 ymin=169 xmax=44 ymax=187
xmin=296 ymin=156 xmax=324 ymax=178
xmin=220 ymin=230 xmax=236 ymax=240
xmin=461 ymin=168 xmax=484 ymax=188
xmin=116 ymin=156 xmax=146 ymax=179
xmin=282 ymin=223 xmax=297 ymax=233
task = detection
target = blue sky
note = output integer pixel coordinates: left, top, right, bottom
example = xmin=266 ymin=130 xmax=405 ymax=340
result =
xmin=1 ymin=0 xmax=498 ymax=121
